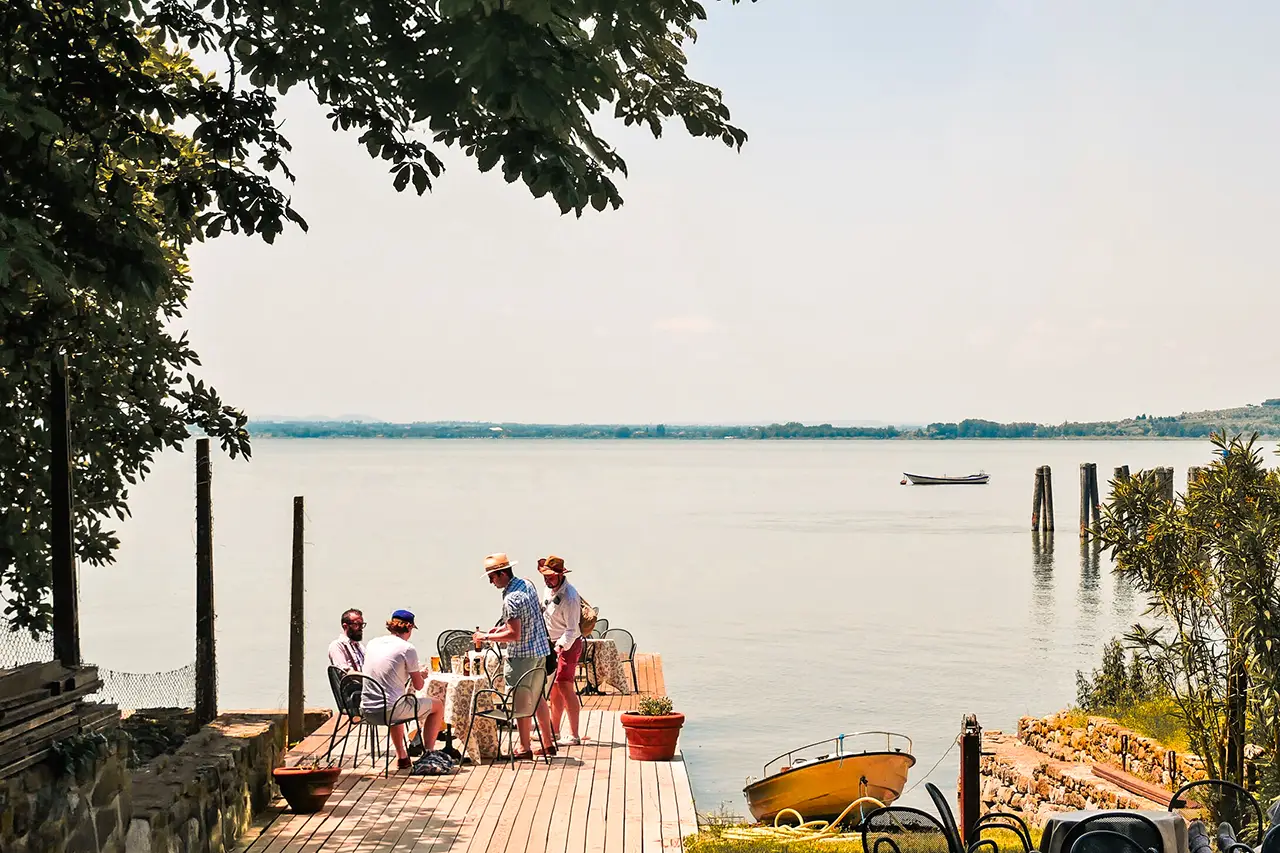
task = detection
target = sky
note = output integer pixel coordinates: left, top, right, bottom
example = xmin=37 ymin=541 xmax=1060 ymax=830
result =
xmin=183 ymin=1 xmax=1280 ymax=426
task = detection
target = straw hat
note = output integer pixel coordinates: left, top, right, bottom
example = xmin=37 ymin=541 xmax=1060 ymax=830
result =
xmin=537 ymin=555 xmax=570 ymax=576
xmin=483 ymin=553 xmax=517 ymax=574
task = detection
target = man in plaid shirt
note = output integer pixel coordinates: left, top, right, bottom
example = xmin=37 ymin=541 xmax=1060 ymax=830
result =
xmin=474 ymin=552 xmax=557 ymax=759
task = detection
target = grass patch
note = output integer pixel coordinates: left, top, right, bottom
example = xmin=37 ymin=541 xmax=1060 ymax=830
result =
xmin=1089 ymin=696 xmax=1191 ymax=752
xmin=683 ymin=820 xmax=1043 ymax=853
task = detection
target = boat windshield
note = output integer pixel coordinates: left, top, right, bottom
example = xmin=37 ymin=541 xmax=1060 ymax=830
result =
xmin=761 ymin=731 xmax=913 ymax=776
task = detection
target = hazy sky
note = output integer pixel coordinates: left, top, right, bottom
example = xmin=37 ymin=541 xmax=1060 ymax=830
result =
xmin=184 ymin=2 xmax=1280 ymax=425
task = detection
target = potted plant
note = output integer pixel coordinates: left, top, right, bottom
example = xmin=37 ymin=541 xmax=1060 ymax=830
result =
xmin=620 ymin=696 xmax=685 ymax=761
xmin=272 ymin=758 xmax=342 ymax=813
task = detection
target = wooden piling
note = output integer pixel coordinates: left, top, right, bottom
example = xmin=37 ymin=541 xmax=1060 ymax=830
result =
xmin=1032 ymin=467 xmax=1045 ymax=531
xmin=1088 ymin=463 xmax=1102 ymax=527
xmin=288 ymin=496 xmax=305 ymax=743
xmin=1079 ymin=464 xmax=1089 ymax=538
xmin=958 ymin=715 xmax=983 ymax=846
xmin=1042 ymin=466 xmax=1055 ymax=532
xmin=50 ymin=351 xmax=80 ymax=667
xmin=1188 ymin=466 xmax=1204 ymax=488
xmin=1158 ymin=467 xmax=1175 ymax=501
xmin=195 ymin=439 xmax=216 ymax=725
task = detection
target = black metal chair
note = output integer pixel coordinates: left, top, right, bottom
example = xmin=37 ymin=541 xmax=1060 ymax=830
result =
xmin=602 ymin=627 xmax=638 ymax=692
xmin=594 ymin=618 xmax=609 ymax=635
xmin=925 ymin=782 xmax=1032 ymax=853
xmin=440 ymin=633 xmax=479 ymax=674
xmin=464 ymin=662 xmax=552 ymax=766
xmin=325 ymin=665 xmax=360 ymax=762
xmin=436 ymin=630 xmax=472 ymax=673
xmin=337 ymin=672 xmax=421 ymax=776
xmin=862 ymin=805 xmax=958 ymax=853
xmin=1169 ymin=779 xmax=1264 ymax=846
xmin=1068 ymin=831 xmax=1153 ymax=853
xmin=575 ymin=639 xmax=599 ymax=696
xmin=1058 ymin=813 xmax=1164 ymax=853
xmin=1261 ymin=825 xmax=1280 ymax=853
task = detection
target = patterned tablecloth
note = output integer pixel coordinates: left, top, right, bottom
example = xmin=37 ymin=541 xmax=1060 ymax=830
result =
xmin=586 ymin=638 xmax=632 ymax=695
xmin=424 ymin=672 xmax=501 ymax=763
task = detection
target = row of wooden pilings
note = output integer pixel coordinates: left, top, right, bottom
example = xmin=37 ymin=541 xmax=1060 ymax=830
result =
xmin=1032 ymin=463 xmax=1196 ymax=539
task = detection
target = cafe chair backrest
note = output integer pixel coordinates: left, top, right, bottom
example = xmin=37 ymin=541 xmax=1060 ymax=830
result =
xmin=1061 ymin=814 xmax=1164 ymax=853
xmin=508 ymin=663 xmax=547 ymax=720
xmin=1069 ymin=831 xmax=1154 ymax=853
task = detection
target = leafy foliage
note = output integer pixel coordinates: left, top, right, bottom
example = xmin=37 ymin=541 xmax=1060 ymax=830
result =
xmin=1 ymin=0 xmax=751 ymax=631
xmin=1075 ymin=637 xmax=1163 ymax=713
xmin=637 ymin=695 xmax=674 ymax=716
xmin=1097 ymin=432 xmax=1280 ymax=807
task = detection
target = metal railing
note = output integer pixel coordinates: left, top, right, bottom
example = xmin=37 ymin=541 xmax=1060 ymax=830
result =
xmin=761 ymin=731 xmax=914 ymax=776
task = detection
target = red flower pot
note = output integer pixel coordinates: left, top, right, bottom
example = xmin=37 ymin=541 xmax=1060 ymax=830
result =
xmin=273 ymin=766 xmax=342 ymax=813
xmin=620 ymin=712 xmax=685 ymax=761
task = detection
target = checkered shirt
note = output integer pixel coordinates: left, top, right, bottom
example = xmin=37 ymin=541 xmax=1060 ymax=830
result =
xmin=501 ymin=576 xmax=551 ymax=658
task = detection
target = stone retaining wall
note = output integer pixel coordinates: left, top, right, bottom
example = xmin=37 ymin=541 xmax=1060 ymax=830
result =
xmin=1017 ymin=711 xmax=1205 ymax=789
xmin=0 ymin=724 xmax=132 ymax=853
xmin=124 ymin=713 xmax=289 ymax=853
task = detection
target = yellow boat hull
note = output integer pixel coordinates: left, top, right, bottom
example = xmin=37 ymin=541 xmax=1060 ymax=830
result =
xmin=743 ymin=752 xmax=915 ymax=823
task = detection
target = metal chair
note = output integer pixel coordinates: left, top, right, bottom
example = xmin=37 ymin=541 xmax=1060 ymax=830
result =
xmin=440 ymin=633 xmax=479 ymax=673
xmin=594 ymin=618 xmax=609 ymax=635
xmin=1058 ymin=813 xmax=1164 ymax=853
xmin=862 ymin=805 xmax=958 ymax=853
xmin=575 ymin=640 xmax=599 ymax=696
xmin=325 ymin=665 xmax=360 ymax=762
xmin=436 ymin=630 xmax=472 ymax=672
xmin=338 ymin=672 xmax=421 ymax=776
xmin=1068 ymin=831 xmax=1153 ymax=853
xmin=464 ymin=662 xmax=552 ymax=766
xmin=925 ymin=782 xmax=1032 ymax=853
xmin=1169 ymin=779 xmax=1264 ymax=846
xmin=602 ymin=627 xmax=639 ymax=692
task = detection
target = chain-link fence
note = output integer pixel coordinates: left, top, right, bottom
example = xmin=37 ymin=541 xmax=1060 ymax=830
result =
xmin=1 ymin=616 xmax=195 ymax=711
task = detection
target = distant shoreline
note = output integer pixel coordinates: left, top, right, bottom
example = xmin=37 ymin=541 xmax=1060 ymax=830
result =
xmin=246 ymin=406 xmax=1280 ymax=441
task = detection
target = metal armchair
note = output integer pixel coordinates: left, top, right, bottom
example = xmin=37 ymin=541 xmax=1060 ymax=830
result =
xmin=1058 ymin=813 xmax=1163 ymax=853
xmin=1169 ymin=779 xmax=1263 ymax=847
xmin=336 ymin=672 xmax=421 ymax=776
xmin=1068 ymin=831 xmax=1153 ymax=853
xmin=861 ymin=805 xmax=958 ymax=853
xmin=464 ymin=663 xmax=552 ymax=765
xmin=602 ymin=627 xmax=639 ymax=692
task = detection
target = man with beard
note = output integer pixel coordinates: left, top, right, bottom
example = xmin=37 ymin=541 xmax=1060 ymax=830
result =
xmin=328 ymin=608 xmax=366 ymax=672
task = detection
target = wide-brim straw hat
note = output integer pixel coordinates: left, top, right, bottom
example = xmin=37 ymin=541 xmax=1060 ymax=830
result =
xmin=483 ymin=553 xmax=517 ymax=574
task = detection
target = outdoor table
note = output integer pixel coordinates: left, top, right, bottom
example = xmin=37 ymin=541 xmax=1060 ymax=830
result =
xmin=1040 ymin=810 xmax=1187 ymax=853
xmin=583 ymin=638 xmax=632 ymax=695
xmin=424 ymin=671 xmax=502 ymax=764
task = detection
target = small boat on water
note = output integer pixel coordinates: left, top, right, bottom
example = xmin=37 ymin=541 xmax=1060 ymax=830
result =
xmin=743 ymin=731 xmax=915 ymax=824
xmin=903 ymin=472 xmax=989 ymax=485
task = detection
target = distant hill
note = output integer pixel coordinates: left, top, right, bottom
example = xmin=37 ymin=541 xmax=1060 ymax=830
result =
xmin=245 ymin=400 xmax=1280 ymax=439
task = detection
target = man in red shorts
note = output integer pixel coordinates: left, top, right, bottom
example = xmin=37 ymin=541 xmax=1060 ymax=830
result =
xmin=539 ymin=555 xmax=585 ymax=746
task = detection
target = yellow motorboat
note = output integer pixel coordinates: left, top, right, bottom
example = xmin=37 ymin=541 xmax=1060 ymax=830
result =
xmin=743 ymin=731 xmax=915 ymax=824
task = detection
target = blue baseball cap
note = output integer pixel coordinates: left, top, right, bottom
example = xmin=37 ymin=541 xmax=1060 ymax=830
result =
xmin=391 ymin=609 xmax=416 ymax=626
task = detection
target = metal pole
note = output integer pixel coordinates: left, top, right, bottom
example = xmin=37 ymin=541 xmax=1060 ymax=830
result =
xmin=50 ymin=351 xmax=80 ymax=667
xmin=958 ymin=715 xmax=983 ymax=846
xmin=195 ymin=438 xmax=216 ymax=724
xmin=289 ymin=496 xmax=305 ymax=742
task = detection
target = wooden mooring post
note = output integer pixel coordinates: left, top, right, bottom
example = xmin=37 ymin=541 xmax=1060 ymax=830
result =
xmin=1188 ymin=466 xmax=1205 ymax=488
xmin=195 ymin=438 xmax=217 ymax=725
xmin=1032 ymin=466 xmax=1055 ymax=533
xmin=50 ymin=351 xmax=81 ymax=667
xmin=1079 ymin=463 xmax=1102 ymax=538
xmin=288 ymin=496 xmax=305 ymax=742
xmin=958 ymin=715 xmax=983 ymax=847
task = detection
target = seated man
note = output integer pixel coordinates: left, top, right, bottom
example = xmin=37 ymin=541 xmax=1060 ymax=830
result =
xmin=327 ymin=608 xmax=365 ymax=672
xmin=361 ymin=609 xmax=447 ymax=770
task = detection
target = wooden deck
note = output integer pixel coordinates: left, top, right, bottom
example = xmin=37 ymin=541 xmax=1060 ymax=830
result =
xmin=237 ymin=653 xmax=697 ymax=852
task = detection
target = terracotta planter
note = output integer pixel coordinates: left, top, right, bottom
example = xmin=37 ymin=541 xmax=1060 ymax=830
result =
xmin=620 ymin=712 xmax=685 ymax=761
xmin=273 ymin=766 xmax=342 ymax=813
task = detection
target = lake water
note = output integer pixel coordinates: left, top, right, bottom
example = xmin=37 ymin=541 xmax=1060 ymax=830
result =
xmin=67 ymin=438 xmax=1230 ymax=816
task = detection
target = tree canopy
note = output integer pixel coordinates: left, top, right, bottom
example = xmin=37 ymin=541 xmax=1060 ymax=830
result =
xmin=0 ymin=0 xmax=752 ymax=631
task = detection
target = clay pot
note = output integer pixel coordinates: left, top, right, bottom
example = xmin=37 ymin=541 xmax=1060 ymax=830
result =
xmin=273 ymin=766 xmax=342 ymax=813
xmin=620 ymin=712 xmax=685 ymax=761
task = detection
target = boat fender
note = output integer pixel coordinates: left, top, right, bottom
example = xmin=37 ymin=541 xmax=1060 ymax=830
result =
xmin=791 ymin=758 xmax=811 ymax=768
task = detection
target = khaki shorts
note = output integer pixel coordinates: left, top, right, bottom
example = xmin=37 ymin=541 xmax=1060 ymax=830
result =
xmin=362 ymin=694 xmax=436 ymax=726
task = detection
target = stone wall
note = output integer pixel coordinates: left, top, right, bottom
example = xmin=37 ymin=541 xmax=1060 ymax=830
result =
xmin=0 ymin=726 xmax=132 ymax=853
xmin=125 ymin=713 xmax=290 ymax=853
xmin=978 ymin=711 xmax=1207 ymax=829
xmin=1018 ymin=711 xmax=1205 ymax=789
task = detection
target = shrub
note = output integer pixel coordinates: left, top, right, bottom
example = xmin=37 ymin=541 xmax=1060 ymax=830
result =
xmin=637 ymin=696 xmax=675 ymax=716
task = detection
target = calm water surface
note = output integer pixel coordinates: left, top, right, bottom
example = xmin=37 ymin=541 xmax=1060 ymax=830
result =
xmin=75 ymin=439 xmax=1226 ymax=814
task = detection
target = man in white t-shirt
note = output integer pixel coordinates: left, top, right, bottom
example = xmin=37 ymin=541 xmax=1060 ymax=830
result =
xmin=361 ymin=609 xmax=445 ymax=769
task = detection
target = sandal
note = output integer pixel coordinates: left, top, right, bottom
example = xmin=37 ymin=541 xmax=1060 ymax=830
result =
xmin=509 ymin=750 xmax=534 ymax=762
xmin=534 ymin=744 xmax=558 ymax=757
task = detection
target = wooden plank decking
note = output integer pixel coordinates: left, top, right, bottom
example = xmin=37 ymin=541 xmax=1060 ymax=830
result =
xmin=237 ymin=654 xmax=696 ymax=852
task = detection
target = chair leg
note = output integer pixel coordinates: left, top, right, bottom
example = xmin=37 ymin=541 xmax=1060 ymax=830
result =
xmin=534 ymin=718 xmax=551 ymax=765
xmin=629 ymin=658 xmax=638 ymax=693
xmin=338 ymin=720 xmax=353 ymax=767
xmin=326 ymin=713 xmax=347 ymax=762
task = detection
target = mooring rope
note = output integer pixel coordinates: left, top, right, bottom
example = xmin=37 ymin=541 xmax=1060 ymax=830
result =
xmin=718 ymin=796 xmax=888 ymax=844
xmin=902 ymin=735 xmax=960 ymax=797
